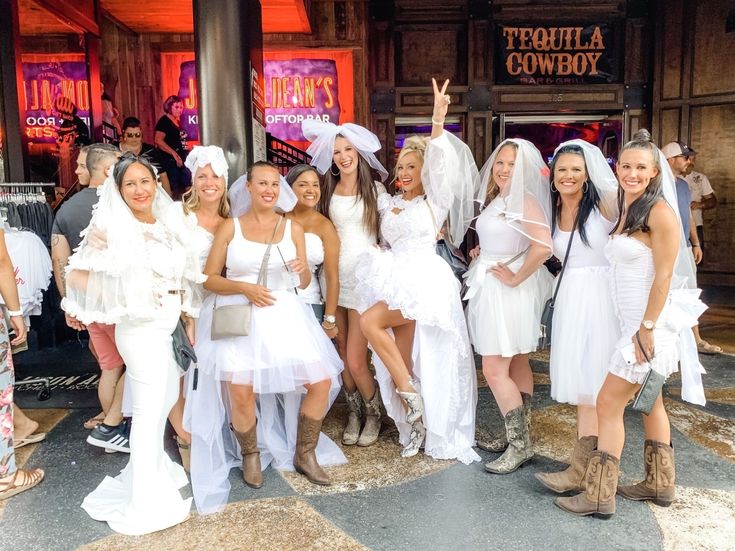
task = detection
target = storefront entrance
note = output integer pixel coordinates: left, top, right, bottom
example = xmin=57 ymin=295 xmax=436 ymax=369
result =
xmin=498 ymin=113 xmax=623 ymax=165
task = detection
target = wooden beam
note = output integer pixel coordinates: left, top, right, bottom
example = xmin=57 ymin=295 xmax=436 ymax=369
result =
xmin=35 ymin=0 xmax=100 ymax=36
xmin=101 ymin=8 xmax=138 ymax=36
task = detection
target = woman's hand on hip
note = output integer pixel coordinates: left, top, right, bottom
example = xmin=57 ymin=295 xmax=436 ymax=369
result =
xmin=489 ymin=263 xmax=518 ymax=287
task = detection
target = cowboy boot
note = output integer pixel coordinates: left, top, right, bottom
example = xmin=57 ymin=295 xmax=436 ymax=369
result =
xmin=232 ymin=424 xmax=263 ymax=489
xmin=617 ymin=440 xmax=675 ymax=507
xmin=535 ymin=435 xmax=598 ymax=493
xmin=477 ymin=392 xmax=531 ymax=453
xmin=342 ymin=390 xmax=363 ymax=446
xmin=397 ymin=386 xmax=426 ymax=458
xmin=484 ymin=405 xmax=534 ymax=474
xmin=357 ymin=384 xmax=382 ymax=447
xmin=555 ymin=450 xmax=620 ymax=519
xmin=294 ymin=415 xmax=330 ymax=486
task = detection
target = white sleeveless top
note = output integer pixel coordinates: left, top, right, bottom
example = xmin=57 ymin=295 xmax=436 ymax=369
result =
xmin=476 ymin=196 xmax=528 ymax=257
xmin=226 ymin=217 xmax=296 ymax=291
xmin=553 ymin=209 xmax=615 ymax=269
xmin=300 ymin=232 xmax=324 ymax=304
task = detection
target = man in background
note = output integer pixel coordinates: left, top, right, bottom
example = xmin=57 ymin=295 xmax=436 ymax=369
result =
xmin=684 ymin=155 xmax=718 ymax=254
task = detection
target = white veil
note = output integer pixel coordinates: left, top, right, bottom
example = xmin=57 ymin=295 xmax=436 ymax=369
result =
xmin=552 ymin=139 xmax=618 ymax=218
xmin=228 ymin=173 xmax=297 ymax=217
xmin=62 ymin=167 xmax=201 ymax=324
xmin=476 ymin=138 xmax=552 ymax=249
xmin=301 ymin=120 xmax=389 ymax=181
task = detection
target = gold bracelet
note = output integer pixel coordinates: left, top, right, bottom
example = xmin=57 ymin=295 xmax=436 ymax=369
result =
xmin=321 ymin=321 xmax=336 ymax=330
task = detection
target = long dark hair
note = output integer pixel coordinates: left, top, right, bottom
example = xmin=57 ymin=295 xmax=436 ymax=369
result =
xmin=614 ymin=129 xmax=664 ymax=235
xmin=549 ymin=145 xmax=601 ymax=247
xmin=318 ymin=138 xmax=380 ymax=237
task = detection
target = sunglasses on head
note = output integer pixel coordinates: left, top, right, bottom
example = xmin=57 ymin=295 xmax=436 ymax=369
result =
xmin=125 ymin=132 xmax=142 ymax=138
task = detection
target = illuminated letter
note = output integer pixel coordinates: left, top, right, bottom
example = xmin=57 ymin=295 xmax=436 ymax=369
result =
xmin=506 ymin=52 xmax=523 ymax=76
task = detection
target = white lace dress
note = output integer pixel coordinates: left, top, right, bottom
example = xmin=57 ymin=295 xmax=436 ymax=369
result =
xmin=81 ymin=221 xmax=192 ymax=535
xmin=549 ymin=210 xmax=619 ymax=406
xmin=329 ymin=182 xmax=387 ymax=309
xmin=354 ymin=134 xmax=480 ymax=464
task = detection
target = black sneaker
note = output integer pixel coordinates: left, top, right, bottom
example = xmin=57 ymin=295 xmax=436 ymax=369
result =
xmin=87 ymin=420 xmax=130 ymax=453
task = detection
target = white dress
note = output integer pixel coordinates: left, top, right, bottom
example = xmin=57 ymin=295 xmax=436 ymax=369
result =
xmin=605 ymin=235 xmax=686 ymax=383
xmin=329 ymin=183 xmax=387 ymax=309
xmin=464 ymin=197 xmax=553 ymax=356
xmin=299 ymin=232 xmax=325 ymax=311
xmin=354 ymin=135 xmax=480 ymax=464
xmin=190 ymin=217 xmax=346 ymax=514
xmin=549 ymin=210 xmax=619 ymax=406
xmin=81 ymin=221 xmax=192 ymax=536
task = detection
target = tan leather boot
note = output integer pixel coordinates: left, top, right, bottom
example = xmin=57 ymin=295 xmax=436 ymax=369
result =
xmin=294 ymin=415 xmax=330 ymax=486
xmin=484 ymin=405 xmax=533 ymax=474
xmin=617 ymin=440 xmax=675 ymax=507
xmin=342 ymin=390 xmax=363 ymax=446
xmin=357 ymin=385 xmax=382 ymax=447
xmin=535 ymin=435 xmax=598 ymax=493
xmin=232 ymin=425 xmax=263 ymax=489
xmin=555 ymin=450 xmax=619 ymax=518
xmin=477 ymin=392 xmax=531 ymax=453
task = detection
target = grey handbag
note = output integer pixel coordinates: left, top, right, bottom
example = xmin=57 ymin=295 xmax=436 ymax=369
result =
xmin=630 ymin=330 xmax=666 ymax=414
xmin=211 ymin=217 xmax=283 ymax=340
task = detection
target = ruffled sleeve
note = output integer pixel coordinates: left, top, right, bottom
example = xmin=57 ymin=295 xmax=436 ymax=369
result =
xmin=422 ymin=132 xmax=478 ymax=247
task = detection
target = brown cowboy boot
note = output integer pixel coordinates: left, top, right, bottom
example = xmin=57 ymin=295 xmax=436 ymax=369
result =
xmin=484 ymin=405 xmax=534 ymax=474
xmin=342 ymin=390 xmax=363 ymax=446
xmin=617 ymin=440 xmax=675 ymax=507
xmin=232 ymin=424 xmax=263 ymax=489
xmin=535 ymin=435 xmax=598 ymax=493
xmin=477 ymin=392 xmax=531 ymax=453
xmin=555 ymin=450 xmax=619 ymax=518
xmin=357 ymin=385 xmax=382 ymax=447
xmin=294 ymin=415 xmax=331 ymax=486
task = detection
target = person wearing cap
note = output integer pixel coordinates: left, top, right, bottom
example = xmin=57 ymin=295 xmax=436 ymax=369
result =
xmin=661 ymin=141 xmax=722 ymax=355
xmin=684 ymin=155 xmax=717 ymax=254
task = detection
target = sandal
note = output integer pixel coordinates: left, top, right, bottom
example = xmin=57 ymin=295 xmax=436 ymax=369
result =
xmin=83 ymin=414 xmax=105 ymax=430
xmin=0 ymin=468 xmax=45 ymax=501
xmin=14 ymin=432 xmax=47 ymax=449
xmin=697 ymin=339 xmax=722 ymax=355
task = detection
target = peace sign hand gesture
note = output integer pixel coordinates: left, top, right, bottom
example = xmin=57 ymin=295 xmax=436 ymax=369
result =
xmin=432 ymin=78 xmax=450 ymax=125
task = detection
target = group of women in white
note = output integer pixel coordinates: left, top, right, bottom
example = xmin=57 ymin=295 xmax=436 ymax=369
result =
xmin=60 ymin=78 xmax=707 ymax=534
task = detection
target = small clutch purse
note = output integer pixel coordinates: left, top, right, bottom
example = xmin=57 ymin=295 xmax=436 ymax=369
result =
xmin=172 ymin=319 xmax=197 ymax=373
xmin=211 ymin=303 xmax=252 ymax=340
xmin=629 ymin=330 xmax=666 ymax=414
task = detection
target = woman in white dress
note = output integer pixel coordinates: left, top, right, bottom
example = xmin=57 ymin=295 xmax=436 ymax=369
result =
xmin=556 ymin=130 xmax=706 ymax=518
xmin=464 ymin=138 xmax=553 ymax=474
xmin=63 ymin=153 xmax=200 ymax=535
xmin=200 ymin=161 xmax=345 ymax=497
xmin=535 ymin=140 xmax=620 ymax=493
xmin=356 ymin=79 xmax=479 ymax=463
xmin=163 ymin=145 xmax=230 ymax=474
xmin=284 ymin=164 xmax=340 ymax=333
xmin=302 ymin=119 xmax=388 ymax=447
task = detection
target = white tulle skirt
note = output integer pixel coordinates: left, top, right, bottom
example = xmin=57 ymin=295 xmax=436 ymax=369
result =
xmin=82 ymin=296 xmax=191 ymax=535
xmin=549 ymin=266 xmax=619 ymax=406
xmin=355 ymin=247 xmax=480 ymax=464
xmin=185 ymin=292 xmax=347 ymax=515
xmin=464 ymin=253 xmax=553 ymax=357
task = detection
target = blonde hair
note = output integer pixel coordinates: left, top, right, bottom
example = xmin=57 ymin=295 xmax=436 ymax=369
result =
xmin=485 ymin=140 xmax=519 ymax=204
xmin=182 ymin=172 xmax=231 ymax=218
xmin=393 ymin=135 xmax=429 ymax=181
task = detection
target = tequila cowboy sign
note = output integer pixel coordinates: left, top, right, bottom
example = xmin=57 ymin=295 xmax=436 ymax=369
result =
xmin=496 ymin=23 xmax=619 ymax=85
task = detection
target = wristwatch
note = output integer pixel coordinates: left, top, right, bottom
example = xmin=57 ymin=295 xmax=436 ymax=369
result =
xmin=641 ymin=319 xmax=655 ymax=330
xmin=323 ymin=314 xmax=336 ymax=324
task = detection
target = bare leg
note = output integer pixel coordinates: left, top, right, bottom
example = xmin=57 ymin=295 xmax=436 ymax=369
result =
xmin=301 ymin=379 xmax=332 ymax=420
xmin=641 ymin=394 xmax=671 ymax=444
xmin=509 ymin=354 xmax=533 ymax=396
xmin=228 ymin=383 xmax=257 ymax=432
xmin=577 ymin=405 xmax=599 ymax=438
xmin=483 ymin=355 xmax=521 ymax=416
xmin=168 ymin=378 xmax=191 ymax=444
xmin=345 ymin=308 xmax=377 ymax=400
xmin=13 ymin=404 xmax=39 ymax=441
xmin=596 ymin=373 xmax=639 ymax=458
xmin=359 ymin=302 xmax=416 ymax=392
xmin=335 ymin=306 xmax=356 ymax=393
xmin=100 ymin=367 xmax=125 ymax=427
